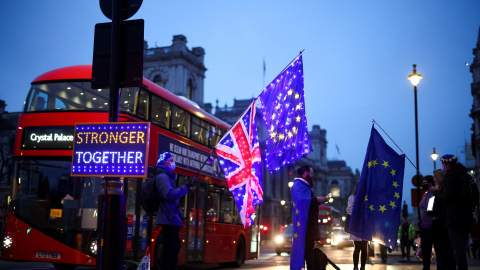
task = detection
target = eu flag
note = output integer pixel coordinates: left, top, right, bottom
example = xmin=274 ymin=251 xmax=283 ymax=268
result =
xmin=258 ymin=54 xmax=312 ymax=171
xmin=349 ymin=126 xmax=405 ymax=249
xmin=290 ymin=179 xmax=310 ymax=270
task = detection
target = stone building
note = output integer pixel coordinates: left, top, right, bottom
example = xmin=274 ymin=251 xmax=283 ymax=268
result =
xmin=0 ymin=100 xmax=20 ymax=239
xmin=143 ymin=35 xmax=209 ymax=111
xmin=470 ymin=27 xmax=480 ymax=181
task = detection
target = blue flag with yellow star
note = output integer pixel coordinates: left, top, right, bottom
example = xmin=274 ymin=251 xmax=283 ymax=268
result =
xmin=349 ymin=126 xmax=405 ymax=250
xmin=290 ymin=179 xmax=311 ymax=270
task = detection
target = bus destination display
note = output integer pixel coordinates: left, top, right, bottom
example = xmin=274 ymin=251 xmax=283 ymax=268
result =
xmin=71 ymin=122 xmax=150 ymax=177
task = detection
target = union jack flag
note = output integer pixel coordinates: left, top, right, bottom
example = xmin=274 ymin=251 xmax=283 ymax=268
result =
xmin=214 ymin=100 xmax=264 ymax=228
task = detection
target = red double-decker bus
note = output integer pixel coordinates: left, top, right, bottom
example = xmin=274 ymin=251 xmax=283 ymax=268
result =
xmin=1 ymin=65 xmax=259 ymax=270
xmin=317 ymin=205 xmax=341 ymax=246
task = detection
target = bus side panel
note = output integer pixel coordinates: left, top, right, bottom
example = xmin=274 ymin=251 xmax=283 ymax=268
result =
xmin=2 ymin=212 xmax=96 ymax=266
xmin=204 ymin=223 xmax=250 ymax=263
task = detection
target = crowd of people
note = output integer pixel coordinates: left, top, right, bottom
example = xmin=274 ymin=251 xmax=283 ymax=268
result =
xmin=290 ymin=154 xmax=480 ymax=270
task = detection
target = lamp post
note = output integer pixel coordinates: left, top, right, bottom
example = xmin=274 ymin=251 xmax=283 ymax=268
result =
xmin=408 ymin=64 xmax=422 ymax=222
xmin=431 ymin=147 xmax=439 ymax=170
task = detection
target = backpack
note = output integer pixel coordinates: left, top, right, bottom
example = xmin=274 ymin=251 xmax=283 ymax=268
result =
xmin=141 ymin=175 xmax=161 ymax=214
xmin=462 ymin=174 xmax=479 ymax=210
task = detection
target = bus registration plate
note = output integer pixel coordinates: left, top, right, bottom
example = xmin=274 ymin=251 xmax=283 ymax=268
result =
xmin=35 ymin=252 xmax=61 ymax=259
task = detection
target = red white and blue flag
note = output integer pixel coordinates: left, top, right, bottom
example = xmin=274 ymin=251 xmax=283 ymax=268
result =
xmin=214 ymin=100 xmax=264 ymax=228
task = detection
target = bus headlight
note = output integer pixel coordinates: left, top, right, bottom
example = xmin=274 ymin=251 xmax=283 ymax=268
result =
xmin=89 ymin=239 xmax=97 ymax=256
xmin=275 ymin=235 xmax=284 ymax=244
xmin=3 ymin=233 xmax=13 ymax=249
xmin=326 ymin=238 xmax=331 ymax=244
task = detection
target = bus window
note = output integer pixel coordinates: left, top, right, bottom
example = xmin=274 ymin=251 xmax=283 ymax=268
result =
xmin=171 ymin=105 xmax=190 ymax=137
xmin=220 ymin=187 xmax=233 ymax=223
xmin=191 ymin=116 xmax=210 ymax=145
xmin=209 ymin=126 xmax=224 ymax=148
xmin=26 ymin=82 xmax=109 ymax=111
xmin=120 ymin=87 xmax=139 ymax=115
xmin=135 ymin=89 xmax=149 ymax=120
xmin=27 ymin=90 xmax=48 ymax=111
xmin=206 ymin=184 xmax=220 ymax=222
xmin=151 ymin=95 xmax=171 ymax=129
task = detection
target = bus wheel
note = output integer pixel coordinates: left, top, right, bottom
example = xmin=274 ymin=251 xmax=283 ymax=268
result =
xmin=153 ymin=232 xmax=165 ymax=270
xmin=231 ymin=237 xmax=245 ymax=268
xmin=52 ymin=263 xmax=76 ymax=270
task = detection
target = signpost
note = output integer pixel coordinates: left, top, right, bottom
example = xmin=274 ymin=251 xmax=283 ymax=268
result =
xmin=90 ymin=1 xmax=144 ymax=269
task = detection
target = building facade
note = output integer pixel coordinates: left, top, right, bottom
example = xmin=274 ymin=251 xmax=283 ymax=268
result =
xmin=471 ymin=27 xmax=480 ymax=180
xmin=143 ymin=35 xmax=207 ymax=109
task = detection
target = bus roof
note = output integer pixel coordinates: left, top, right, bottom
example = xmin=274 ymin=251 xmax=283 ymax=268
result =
xmin=32 ymin=65 xmax=230 ymax=130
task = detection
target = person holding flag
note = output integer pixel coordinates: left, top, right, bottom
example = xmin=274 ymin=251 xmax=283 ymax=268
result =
xmin=290 ymin=165 xmax=331 ymax=270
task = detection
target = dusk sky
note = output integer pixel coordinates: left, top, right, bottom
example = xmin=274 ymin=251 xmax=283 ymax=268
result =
xmin=1 ymin=1 xmax=479 ymax=212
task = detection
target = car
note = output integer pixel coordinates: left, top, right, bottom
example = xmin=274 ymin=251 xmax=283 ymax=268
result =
xmin=274 ymin=224 xmax=293 ymax=255
xmin=331 ymin=226 xmax=353 ymax=249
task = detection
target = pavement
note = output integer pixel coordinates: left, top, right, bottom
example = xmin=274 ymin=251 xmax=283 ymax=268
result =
xmin=249 ymin=240 xmax=480 ymax=270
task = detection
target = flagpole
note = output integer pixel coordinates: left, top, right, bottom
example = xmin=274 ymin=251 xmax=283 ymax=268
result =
xmin=372 ymin=119 xmax=422 ymax=177
xmin=191 ymin=148 xmax=215 ymax=181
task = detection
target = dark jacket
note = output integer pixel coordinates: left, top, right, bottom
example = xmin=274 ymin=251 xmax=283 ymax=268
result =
xmin=155 ymin=165 xmax=188 ymax=226
xmin=443 ymin=162 xmax=472 ymax=227
xmin=306 ymin=190 xmax=320 ymax=241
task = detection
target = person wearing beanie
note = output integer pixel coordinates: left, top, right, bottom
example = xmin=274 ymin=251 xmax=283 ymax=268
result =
xmin=155 ymin=152 xmax=193 ymax=270
xmin=441 ymin=154 xmax=471 ymax=270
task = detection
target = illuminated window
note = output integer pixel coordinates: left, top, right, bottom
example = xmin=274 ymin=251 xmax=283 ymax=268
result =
xmin=191 ymin=116 xmax=210 ymax=145
xmin=171 ymin=105 xmax=190 ymax=137
xmin=150 ymin=95 xmax=171 ymax=129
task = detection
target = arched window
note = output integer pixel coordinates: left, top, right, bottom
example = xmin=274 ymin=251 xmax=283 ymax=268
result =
xmin=330 ymin=180 xmax=340 ymax=197
xmin=153 ymin=75 xmax=163 ymax=87
xmin=187 ymin=79 xmax=193 ymax=100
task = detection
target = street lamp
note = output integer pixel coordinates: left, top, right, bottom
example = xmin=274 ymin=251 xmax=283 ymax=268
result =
xmin=408 ymin=64 xmax=422 ymax=222
xmin=431 ymin=147 xmax=438 ymax=170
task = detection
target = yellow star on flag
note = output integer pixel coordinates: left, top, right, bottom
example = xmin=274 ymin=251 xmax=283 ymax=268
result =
xmin=364 ymin=195 xmax=368 ymax=203
xmin=382 ymin=160 xmax=389 ymax=168
xmin=293 ymin=202 xmax=296 ymax=208
xmin=394 ymin=192 xmax=400 ymax=199
xmin=297 ymin=221 xmax=301 ymax=227
xmin=369 ymin=205 xmax=375 ymax=211
xmin=393 ymin=181 xmax=399 ymax=188
xmin=368 ymin=161 xmax=372 ymax=168
xmin=294 ymin=232 xmax=298 ymax=239
xmin=390 ymin=169 xmax=396 ymax=176
xmin=389 ymin=201 xmax=397 ymax=209
xmin=372 ymin=159 xmax=378 ymax=167
xmin=379 ymin=205 xmax=387 ymax=213
xmin=296 ymin=209 xmax=299 ymax=215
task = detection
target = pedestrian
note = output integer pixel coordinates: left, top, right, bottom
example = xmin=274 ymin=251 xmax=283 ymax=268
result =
xmin=290 ymin=165 xmax=331 ymax=270
xmin=346 ymin=183 xmax=368 ymax=270
xmin=441 ymin=154 xmax=473 ymax=270
xmin=428 ymin=168 xmax=456 ymax=270
xmin=155 ymin=152 xmax=193 ymax=270
xmin=419 ymin=175 xmax=435 ymax=270
xmin=398 ymin=218 xmax=415 ymax=261
xmin=379 ymin=244 xmax=388 ymax=264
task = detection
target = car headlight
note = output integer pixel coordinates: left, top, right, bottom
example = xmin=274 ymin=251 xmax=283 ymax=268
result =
xmin=335 ymin=236 xmax=343 ymax=243
xmin=3 ymin=233 xmax=13 ymax=249
xmin=275 ymin=235 xmax=284 ymax=244
xmin=326 ymin=238 xmax=331 ymax=243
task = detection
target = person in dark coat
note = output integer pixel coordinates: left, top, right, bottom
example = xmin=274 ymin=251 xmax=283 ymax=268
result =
xmin=155 ymin=152 xmax=193 ymax=270
xmin=441 ymin=154 xmax=472 ymax=270
xmin=290 ymin=165 xmax=331 ymax=270
xmin=429 ymin=169 xmax=456 ymax=270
